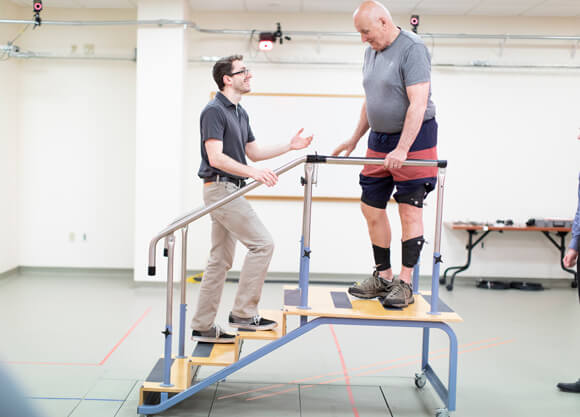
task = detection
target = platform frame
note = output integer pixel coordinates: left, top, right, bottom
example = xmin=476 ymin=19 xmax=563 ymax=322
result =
xmin=139 ymin=155 xmax=458 ymax=416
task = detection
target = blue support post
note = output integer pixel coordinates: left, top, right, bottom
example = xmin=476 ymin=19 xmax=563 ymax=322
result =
xmin=421 ymin=327 xmax=430 ymax=369
xmin=412 ymin=255 xmax=421 ymax=294
xmin=161 ymin=234 xmax=175 ymax=388
xmin=160 ymin=325 xmax=173 ymax=387
xmin=429 ymin=252 xmax=442 ymax=315
xmin=299 ymin=246 xmax=311 ymax=310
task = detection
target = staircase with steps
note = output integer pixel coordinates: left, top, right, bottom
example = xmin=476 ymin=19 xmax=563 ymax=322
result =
xmin=139 ymin=289 xmax=460 ymax=408
xmin=139 ymin=309 xmax=286 ymax=404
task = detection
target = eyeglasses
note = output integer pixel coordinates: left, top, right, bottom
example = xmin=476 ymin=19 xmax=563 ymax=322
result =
xmin=229 ymin=68 xmax=250 ymax=77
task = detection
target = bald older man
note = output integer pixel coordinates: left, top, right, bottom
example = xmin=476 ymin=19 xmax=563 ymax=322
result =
xmin=333 ymin=1 xmax=437 ymax=308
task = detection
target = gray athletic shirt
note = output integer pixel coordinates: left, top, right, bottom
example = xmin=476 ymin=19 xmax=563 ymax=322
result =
xmin=363 ymin=29 xmax=436 ymax=134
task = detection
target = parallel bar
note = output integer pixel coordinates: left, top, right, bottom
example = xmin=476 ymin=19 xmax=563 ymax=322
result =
xmin=323 ymin=156 xmax=446 ymax=167
xmin=429 ymin=167 xmax=447 ymax=314
xmin=178 ymin=227 xmax=189 ymax=358
xmin=298 ymin=163 xmax=315 ymax=311
xmin=161 ymin=235 xmax=176 ymax=388
xmin=148 ymin=157 xmax=444 ymax=274
xmin=433 ymin=168 xmax=447 ymax=254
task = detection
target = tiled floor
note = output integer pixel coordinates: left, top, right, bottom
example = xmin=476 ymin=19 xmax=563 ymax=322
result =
xmin=0 ymin=269 xmax=579 ymax=417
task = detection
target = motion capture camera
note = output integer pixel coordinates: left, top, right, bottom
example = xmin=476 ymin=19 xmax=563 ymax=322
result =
xmin=33 ymin=1 xmax=43 ymax=28
xmin=258 ymin=22 xmax=291 ymax=51
xmin=410 ymin=14 xmax=419 ymax=33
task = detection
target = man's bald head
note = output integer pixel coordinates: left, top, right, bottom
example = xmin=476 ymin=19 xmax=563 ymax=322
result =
xmin=354 ymin=1 xmax=391 ymax=21
xmin=353 ymin=1 xmax=397 ymax=51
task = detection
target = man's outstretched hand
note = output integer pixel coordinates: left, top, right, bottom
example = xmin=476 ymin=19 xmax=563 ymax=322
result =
xmin=290 ymin=128 xmax=314 ymax=150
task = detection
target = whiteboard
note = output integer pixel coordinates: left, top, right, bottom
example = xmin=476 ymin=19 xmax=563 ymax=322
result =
xmin=241 ymin=93 xmax=366 ymax=198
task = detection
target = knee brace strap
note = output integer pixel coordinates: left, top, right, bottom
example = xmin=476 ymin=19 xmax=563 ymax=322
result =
xmin=402 ymin=236 xmax=425 ymax=268
xmin=394 ymin=187 xmax=426 ymax=208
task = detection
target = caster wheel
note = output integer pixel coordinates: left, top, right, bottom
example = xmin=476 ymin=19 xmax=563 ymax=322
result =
xmin=439 ymin=277 xmax=446 ymax=285
xmin=414 ymin=372 xmax=426 ymax=388
xmin=435 ymin=408 xmax=449 ymax=417
xmin=572 ymin=280 xmax=578 ymax=289
xmin=446 ymin=284 xmax=453 ymax=291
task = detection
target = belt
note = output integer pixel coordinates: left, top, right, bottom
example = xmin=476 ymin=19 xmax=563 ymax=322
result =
xmin=203 ymin=174 xmax=246 ymax=187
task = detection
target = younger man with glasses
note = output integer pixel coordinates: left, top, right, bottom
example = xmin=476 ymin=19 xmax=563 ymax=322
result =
xmin=191 ymin=55 xmax=313 ymax=343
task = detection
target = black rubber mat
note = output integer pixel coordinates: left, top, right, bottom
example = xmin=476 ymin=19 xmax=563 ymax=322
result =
xmin=284 ymin=288 xmax=301 ymax=306
xmin=146 ymin=358 xmax=174 ymax=382
xmin=191 ymin=342 xmax=214 ymax=358
xmin=421 ymin=295 xmax=454 ymax=313
xmin=330 ymin=291 xmax=352 ymax=308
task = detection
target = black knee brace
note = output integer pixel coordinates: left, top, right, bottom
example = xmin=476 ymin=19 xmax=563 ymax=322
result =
xmin=401 ymin=236 xmax=425 ymax=268
xmin=372 ymin=245 xmax=391 ymax=271
xmin=394 ymin=186 xmax=427 ymax=208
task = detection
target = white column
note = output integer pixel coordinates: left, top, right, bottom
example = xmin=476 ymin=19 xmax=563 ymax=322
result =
xmin=134 ymin=0 xmax=189 ymax=281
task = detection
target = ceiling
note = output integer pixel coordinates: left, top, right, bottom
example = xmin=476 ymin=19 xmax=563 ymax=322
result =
xmin=7 ymin=0 xmax=580 ymax=17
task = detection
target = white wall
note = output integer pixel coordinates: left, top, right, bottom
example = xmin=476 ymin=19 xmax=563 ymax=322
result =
xmin=0 ymin=0 xmax=20 ymax=273
xmin=2 ymin=5 xmax=579 ymax=280
xmin=8 ymin=7 xmax=137 ymax=269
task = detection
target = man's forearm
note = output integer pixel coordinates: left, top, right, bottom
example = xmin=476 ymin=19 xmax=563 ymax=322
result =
xmin=397 ymin=103 xmax=426 ymax=152
xmin=248 ymin=143 xmax=292 ymax=162
xmin=353 ymin=101 xmax=370 ymax=141
xmin=210 ymin=153 xmax=254 ymax=178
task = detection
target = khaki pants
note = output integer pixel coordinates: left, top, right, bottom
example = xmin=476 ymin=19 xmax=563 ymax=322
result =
xmin=190 ymin=181 xmax=274 ymax=331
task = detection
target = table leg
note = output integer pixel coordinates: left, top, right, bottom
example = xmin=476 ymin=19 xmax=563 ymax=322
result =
xmin=443 ymin=230 xmax=491 ymax=291
xmin=541 ymin=231 xmax=577 ymax=288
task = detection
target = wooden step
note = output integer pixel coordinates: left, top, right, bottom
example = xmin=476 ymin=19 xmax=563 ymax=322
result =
xmin=283 ymin=285 xmax=463 ymax=323
xmin=139 ymin=357 xmax=197 ymax=404
xmin=236 ymin=309 xmax=286 ymax=341
xmin=189 ymin=336 xmax=243 ymax=366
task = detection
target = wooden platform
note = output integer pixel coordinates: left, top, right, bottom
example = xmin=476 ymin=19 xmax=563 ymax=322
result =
xmin=237 ymin=309 xmax=286 ymax=340
xmin=139 ymin=288 xmax=461 ymax=407
xmin=189 ymin=337 xmax=243 ymax=367
xmin=140 ymin=357 xmax=196 ymax=403
xmin=283 ymin=286 xmax=463 ymax=323
xmin=189 ymin=309 xmax=286 ymax=366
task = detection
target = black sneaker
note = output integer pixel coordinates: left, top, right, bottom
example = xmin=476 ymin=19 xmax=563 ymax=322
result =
xmin=228 ymin=313 xmax=277 ymax=331
xmin=348 ymin=270 xmax=393 ymax=299
xmin=191 ymin=325 xmax=236 ymax=344
xmin=382 ymin=279 xmax=414 ymax=308
xmin=557 ymin=379 xmax=580 ymax=393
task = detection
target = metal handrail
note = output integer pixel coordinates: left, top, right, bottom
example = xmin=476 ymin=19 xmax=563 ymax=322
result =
xmin=147 ymin=155 xmax=307 ymax=275
xmin=147 ymin=155 xmax=446 ymax=275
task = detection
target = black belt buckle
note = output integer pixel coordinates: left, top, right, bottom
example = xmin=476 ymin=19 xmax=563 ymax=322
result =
xmin=211 ymin=175 xmax=245 ymax=187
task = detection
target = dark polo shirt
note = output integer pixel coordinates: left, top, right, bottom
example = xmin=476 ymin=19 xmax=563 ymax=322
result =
xmin=197 ymin=91 xmax=255 ymax=180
